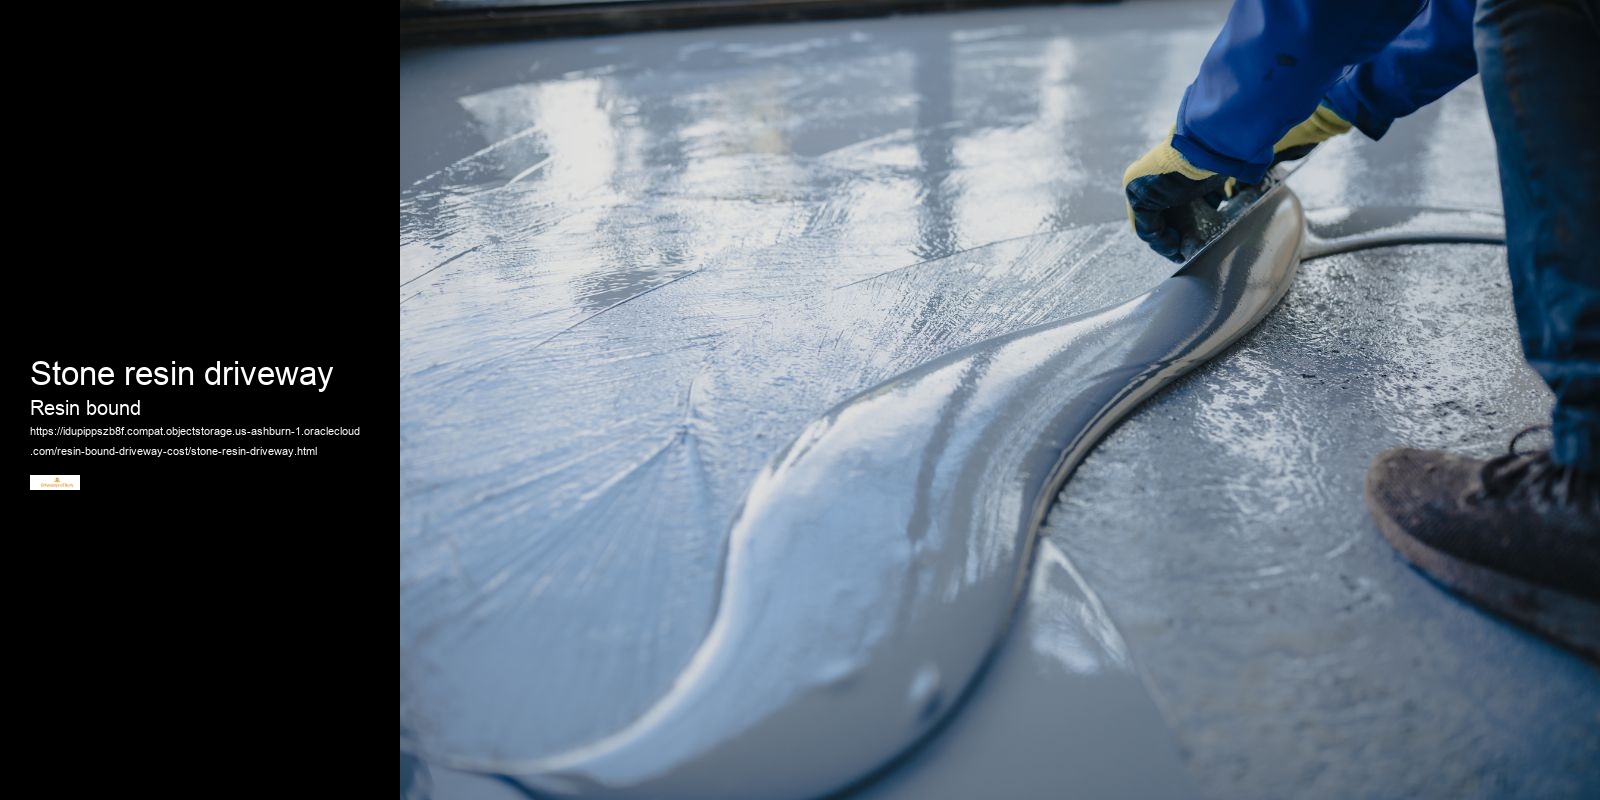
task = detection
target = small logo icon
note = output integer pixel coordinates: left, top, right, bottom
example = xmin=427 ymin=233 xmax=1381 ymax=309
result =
xmin=31 ymin=475 xmax=79 ymax=490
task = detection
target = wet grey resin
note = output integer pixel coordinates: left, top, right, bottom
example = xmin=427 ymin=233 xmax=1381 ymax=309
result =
xmin=479 ymin=181 xmax=1304 ymax=798
xmin=1303 ymin=206 xmax=1504 ymax=259
xmin=489 ymin=194 xmax=1514 ymax=798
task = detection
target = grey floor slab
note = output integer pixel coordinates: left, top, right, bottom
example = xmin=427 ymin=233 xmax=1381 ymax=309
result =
xmin=1041 ymin=238 xmax=1600 ymax=799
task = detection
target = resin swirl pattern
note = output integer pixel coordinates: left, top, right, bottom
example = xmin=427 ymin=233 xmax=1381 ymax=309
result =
xmin=493 ymin=185 xmax=1305 ymax=799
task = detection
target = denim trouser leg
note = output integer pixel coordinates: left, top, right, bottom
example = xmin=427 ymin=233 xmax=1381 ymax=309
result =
xmin=1475 ymin=0 xmax=1600 ymax=470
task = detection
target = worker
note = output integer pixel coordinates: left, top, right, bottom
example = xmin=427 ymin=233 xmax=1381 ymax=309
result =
xmin=1122 ymin=0 xmax=1597 ymax=657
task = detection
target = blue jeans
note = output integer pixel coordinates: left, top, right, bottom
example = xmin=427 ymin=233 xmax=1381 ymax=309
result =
xmin=1475 ymin=0 xmax=1600 ymax=470
xmin=1323 ymin=0 xmax=1600 ymax=470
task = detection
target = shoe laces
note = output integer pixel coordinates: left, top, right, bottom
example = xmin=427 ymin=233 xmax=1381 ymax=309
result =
xmin=1477 ymin=425 xmax=1597 ymax=509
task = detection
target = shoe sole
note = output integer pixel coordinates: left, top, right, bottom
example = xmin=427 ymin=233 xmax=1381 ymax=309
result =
xmin=1364 ymin=486 xmax=1600 ymax=663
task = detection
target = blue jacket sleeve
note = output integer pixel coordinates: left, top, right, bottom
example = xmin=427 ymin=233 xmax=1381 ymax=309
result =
xmin=1324 ymin=0 xmax=1479 ymax=140
xmin=1174 ymin=0 xmax=1428 ymax=183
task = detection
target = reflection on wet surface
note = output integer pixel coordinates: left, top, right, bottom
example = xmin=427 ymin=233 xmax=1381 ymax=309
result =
xmin=401 ymin=1 xmax=1228 ymax=767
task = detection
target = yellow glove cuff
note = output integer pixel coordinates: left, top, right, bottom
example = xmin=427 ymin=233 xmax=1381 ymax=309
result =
xmin=1274 ymin=104 xmax=1352 ymax=155
xmin=1123 ymin=129 xmax=1217 ymax=229
xmin=1222 ymin=106 xmax=1353 ymax=197
xmin=1122 ymin=131 xmax=1217 ymax=189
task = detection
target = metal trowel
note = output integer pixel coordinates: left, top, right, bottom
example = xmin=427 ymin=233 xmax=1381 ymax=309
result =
xmin=1175 ymin=166 xmax=1292 ymax=262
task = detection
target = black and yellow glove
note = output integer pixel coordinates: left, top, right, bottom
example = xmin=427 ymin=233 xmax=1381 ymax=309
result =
xmin=1224 ymin=104 xmax=1353 ymax=196
xmin=1273 ymin=103 xmax=1352 ymax=162
xmin=1122 ymin=131 xmax=1227 ymax=263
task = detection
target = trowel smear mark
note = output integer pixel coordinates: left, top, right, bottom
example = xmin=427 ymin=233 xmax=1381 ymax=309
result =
xmin=1301 ymin=206 xmax=1505 ymax=259
xmin=478 ymin=185 xmax=1305 ymax=799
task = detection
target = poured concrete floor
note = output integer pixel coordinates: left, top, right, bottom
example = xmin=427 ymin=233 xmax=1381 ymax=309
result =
xmin=401 ymin=2 xmax=1600 ymax=797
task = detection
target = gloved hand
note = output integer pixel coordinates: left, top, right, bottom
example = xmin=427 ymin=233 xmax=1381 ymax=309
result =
xmin=1224 ymin=103 xmax=1353 ymax=196
xmin=1123 ymin=130 xmax=1228 ymax=263
xmin=1272 ymin=102 xmax=1352 ymax=163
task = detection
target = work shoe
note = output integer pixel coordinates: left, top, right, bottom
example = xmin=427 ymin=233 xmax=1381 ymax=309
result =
xmin=1364 ymin=429 xmax=1600 ymax=660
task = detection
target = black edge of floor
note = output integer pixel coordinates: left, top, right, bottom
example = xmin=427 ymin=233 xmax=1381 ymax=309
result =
xmin=400 ymin=0 xmax=1118 ymax=47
